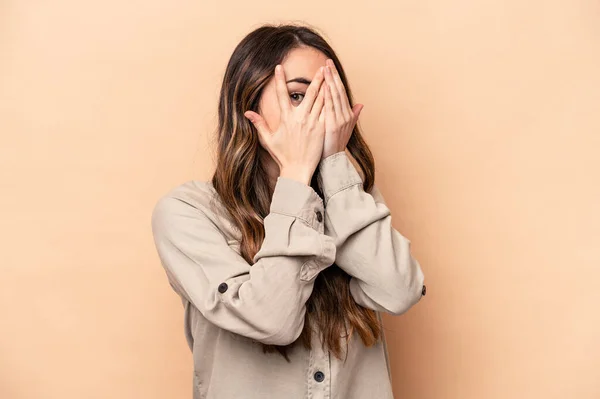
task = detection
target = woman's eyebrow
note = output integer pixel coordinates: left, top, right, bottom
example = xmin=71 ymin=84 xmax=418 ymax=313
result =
xmin=286 ymin=77 xmax=311 ymax=85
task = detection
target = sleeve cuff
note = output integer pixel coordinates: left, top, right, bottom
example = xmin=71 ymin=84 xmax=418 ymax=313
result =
xmin=317 ymin=151 xmax=364 ymax=205
xmin=269 ymin=176 xmax=325 ymax=232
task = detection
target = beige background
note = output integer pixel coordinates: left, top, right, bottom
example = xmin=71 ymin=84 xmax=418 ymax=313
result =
xmin=1 ymin=1 xmax=599 ymax=398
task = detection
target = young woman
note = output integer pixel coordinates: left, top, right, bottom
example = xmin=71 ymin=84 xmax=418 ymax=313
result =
xmin=151 ymin=23 xmax=426 ymax=399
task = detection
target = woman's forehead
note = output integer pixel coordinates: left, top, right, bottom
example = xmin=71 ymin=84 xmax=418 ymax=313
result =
xmin=281 ymin=47 xmax=328 ymax=80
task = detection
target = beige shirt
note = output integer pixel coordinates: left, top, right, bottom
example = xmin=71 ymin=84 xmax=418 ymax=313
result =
xmin=151 ymin=151 xmax=426 ymax=399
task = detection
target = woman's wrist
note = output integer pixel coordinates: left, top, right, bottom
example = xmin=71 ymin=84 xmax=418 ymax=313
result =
xmin=279 ymin=167 xmax=312 ymax=186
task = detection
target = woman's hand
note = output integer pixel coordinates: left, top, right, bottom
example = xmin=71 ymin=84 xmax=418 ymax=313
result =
xmin=322 ymin=58 xmax=364 ymax=159
xmin=244 ymin=65 xmax=327 ymax=185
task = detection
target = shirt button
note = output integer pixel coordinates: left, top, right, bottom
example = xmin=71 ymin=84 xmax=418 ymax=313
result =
xmin=421 ymin=284 xmax=427 ymax=296
xmin=313 ymin=371 xmax=325 ymax=382
xmin=315 ymin=210 xmax=323 ymax=222
xmin=218 ymin=282 xmax=228 ymax=293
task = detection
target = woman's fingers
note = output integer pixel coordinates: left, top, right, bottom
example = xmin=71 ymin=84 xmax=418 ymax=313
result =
xmin=352 ymin=103 xmax=364 ymax=121
xmin=309 ymin=81 xmax=326 ymax=123
xmin=324 ymin=65 xmax=345 ymax=121
xmin=324 ymin=81 xmax=336 ymax=126
xmin=274 ymin=65 xmax=292 ymax=119
xmin=244 ymin=110 xmax=271 ymax=146
xmin=326 ymin=60 xmax=352 ymax=120
xmin=300 ymin=66 xmax=325 ymax=115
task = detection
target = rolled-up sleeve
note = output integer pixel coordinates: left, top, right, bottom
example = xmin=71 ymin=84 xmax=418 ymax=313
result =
xmin=151 ymin=177 xmax=336 ymax=345
xmin=316 ymin=151 xmax=425 ymax=316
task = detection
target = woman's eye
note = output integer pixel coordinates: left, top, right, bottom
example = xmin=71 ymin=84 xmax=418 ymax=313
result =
xmin=290 ymin=92 xmax=305 ymax=104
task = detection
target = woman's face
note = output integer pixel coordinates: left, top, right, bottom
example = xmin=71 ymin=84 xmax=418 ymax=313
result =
xmin=258 ymin=46 xmax=329 ymax=137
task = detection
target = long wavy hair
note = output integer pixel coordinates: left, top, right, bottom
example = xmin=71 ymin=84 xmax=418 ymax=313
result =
xmin=210 ymin=23 xmax=381 ymax=362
